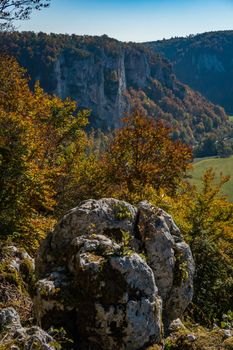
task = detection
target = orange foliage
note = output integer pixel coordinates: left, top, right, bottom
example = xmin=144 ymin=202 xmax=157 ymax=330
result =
xmin=101 ymin=111 xmax=192 ymax=202
xmin=0 ymin=55 xmax=88 ymax=252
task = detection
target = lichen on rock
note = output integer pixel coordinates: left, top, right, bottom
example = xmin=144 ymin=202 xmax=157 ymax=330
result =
xmin=34 ymin=198 xmax=195 ymax=350
xmin=0 ymin=307 xmax=57 ymax=350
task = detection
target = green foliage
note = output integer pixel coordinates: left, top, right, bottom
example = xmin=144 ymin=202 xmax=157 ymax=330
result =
xmin=0 ymin=52 xmax=232 ymax=334
xmin=119 ymin=230 xmax=134 ymax=256
xmin=164 ymin=339 xmax=173 ymax=350
xmin=64 ymin=112 xmax=193 ymax=207
xmin=220 ymin=311 xmax=233 ymax=329
xmin=113 ymin=202 xmax=133 ymax=220
xmin=147 ymin=31 xmax=233 ymax=117
xmin=0 ymin=31 xmax=230 ymax=154
xmin=0 ymin=55 xmax=88 ymax=253
xmin=169 ymin=169 xmax=233 ymax=324
xmin=191 ymin=156 xmax=233 ymax=201
xmin=48 ymin=327 xmax=74 ymax=349
xmin=173 ymin=251 xmax=189 ymax=287
xmin=164 ymin=326 xmax=233 ymax=350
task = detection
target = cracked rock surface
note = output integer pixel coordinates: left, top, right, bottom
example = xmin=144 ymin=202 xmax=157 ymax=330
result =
xmin=35 ymin=198 xmax=194 ymax=350
xmin=0 ymin=307 xmax=56 ymax=350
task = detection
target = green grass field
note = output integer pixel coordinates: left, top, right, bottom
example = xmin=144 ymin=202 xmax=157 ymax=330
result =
xmin=191 ymin=156 xmax=233 ymax=201
xmin=229 ymin=116 xmax=233 ymax=122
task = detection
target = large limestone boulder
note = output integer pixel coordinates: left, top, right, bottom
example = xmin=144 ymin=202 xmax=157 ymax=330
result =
xmin=137 ymin=201 xmax=195 ymax=326
xmin=35 ymin=198 xmax=194 ymax=350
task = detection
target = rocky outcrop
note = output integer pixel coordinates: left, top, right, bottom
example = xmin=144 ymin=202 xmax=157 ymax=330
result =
xmin=137 ymin=202 xmax=194 ymax=325
xmin=0 ymin=307 xmax=56 ymax=350
xmin=35 ymin=198 xmax=194 ymax=350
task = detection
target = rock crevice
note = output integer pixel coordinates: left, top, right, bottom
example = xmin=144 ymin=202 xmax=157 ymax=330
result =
xmin=35 ymin=198 xmax=195 ymax=350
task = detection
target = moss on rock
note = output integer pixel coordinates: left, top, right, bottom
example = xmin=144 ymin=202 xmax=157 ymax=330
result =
xmin=0 ymin=245 xmax=34 ymax=323
xmin=164 ymin=326 xmax=233 ymax=350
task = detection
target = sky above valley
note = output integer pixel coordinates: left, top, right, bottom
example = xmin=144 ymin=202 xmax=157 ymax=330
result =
xmin=19 ymin=0 xmax=233 ymax=42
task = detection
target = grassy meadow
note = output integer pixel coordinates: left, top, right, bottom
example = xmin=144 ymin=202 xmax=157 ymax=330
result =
xmin=191 ymin=156 xmax=233 ymax=201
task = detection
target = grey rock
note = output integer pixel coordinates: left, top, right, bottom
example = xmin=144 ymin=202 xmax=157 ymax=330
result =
xmin=187 ymin=334 xmax=196 ymax=342
xmin=169 ymin=318 xmax=186 ymax=332
xmin=10 ymin=33 xmax=226 ymax=145
xmin=48 ymin=44 xmax=175 ymax=130
xmin=35 ymin=198 xmax=194 ymax=349
xmin=165 ymin=241 xmax=195 ymax=322
xmin=0 ymin=246 xmax=35 ymax=322
xmin=223 ymin=329 xmax=232 ymax=338
xmin=35 ymin=234 xmax=162 ymax=350
xmin=110 ymin=253 xmax=158 ymax=301
xmin=1 ymin=245 xmax=35 ymax=273
xmin=37 ymin=198 xmax=137 ymax=276
xmin=23 ymin=326 xmax=55 ymax=350
xmin=137 ymin=201 xmax=195 ymax=324
xmin=0 ymin=307 xmax=21 ymax=331
xmin=0 ymin=308 xmax=56 ymax=350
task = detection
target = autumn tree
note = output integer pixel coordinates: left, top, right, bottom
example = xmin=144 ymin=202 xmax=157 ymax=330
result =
xmin=0 ymin=55 xmax=88 ymax=252
xmin=0 ymin=0 xmax=50 ymax=30
xmin=100 ymin=111 xmax=192 ymax=202
xmin=168 ymin=170 xmax=233 ymax=324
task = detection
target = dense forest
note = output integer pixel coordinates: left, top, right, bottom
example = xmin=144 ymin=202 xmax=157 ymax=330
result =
xmin=0 ymin=31 xmax=232 ymax=157
xmin=146 ymin=31 xmax=233 ymax=115
xmin=0 ymin=3 xmax=233 ymax=349
xmin=0 ymin=53 xmax=233 ymax=350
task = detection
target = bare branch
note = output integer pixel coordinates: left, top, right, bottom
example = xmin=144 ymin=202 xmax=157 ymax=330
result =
xmin=0 ymin=0 xmax=50 ymax=31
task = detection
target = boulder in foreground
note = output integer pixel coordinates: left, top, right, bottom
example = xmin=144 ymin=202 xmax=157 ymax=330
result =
xmin=35 ymin=198 xmax=195 ymax=350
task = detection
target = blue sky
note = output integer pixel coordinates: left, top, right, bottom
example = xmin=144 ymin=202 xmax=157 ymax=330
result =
xmin=19 ymin=0 xmax=233 ymax=42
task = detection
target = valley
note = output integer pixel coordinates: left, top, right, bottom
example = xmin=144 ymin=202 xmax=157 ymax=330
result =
xmin=0 ymin=31 xmax=231 ymax=157
xmin=146 ymin=31 xmax=233 ymax=115
xmin=0 ymin=1 xmax=233 ymax=346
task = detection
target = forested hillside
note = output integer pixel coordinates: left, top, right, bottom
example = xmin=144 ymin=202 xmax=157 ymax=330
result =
xmin=1 ymin=1 xmax=233 ymax=349
xmin=0 ymin=31 xmax=231 ymax=154
xmin=146 ymin=31 xmax=233 ymax=115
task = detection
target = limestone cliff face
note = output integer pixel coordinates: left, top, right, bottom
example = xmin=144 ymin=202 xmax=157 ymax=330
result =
xmin=194 ymin=53 xmax=225 ymax=73
xmin=52 ymin=48 xmax=128 ymax=129
xmin=38 ymin=42 xmax=175 ymax=129
xmin=0 ymin=32 xmax=229 ymax=143
xmin=146 ymin=30 xmax=233 ymax=114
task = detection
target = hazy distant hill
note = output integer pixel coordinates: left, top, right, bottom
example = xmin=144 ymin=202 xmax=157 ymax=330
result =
xmin=146 ymin=31 xmax=233 ymax=115
xmin=0 ymin=31 xmax=230 ymax=150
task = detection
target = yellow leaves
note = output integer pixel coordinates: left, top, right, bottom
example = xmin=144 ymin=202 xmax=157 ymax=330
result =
xmin=165 ymin=170 xmax=233 ymax=321
xmin=101 ymin=111 xmax=192 ymax=203
xmin=67 ymin=111 xmax=193 ymax=209
xmin=168 ymin=169 xmax=233 ymax=259
xmin=21 ymin=215 xmax=56 ymax=254
xmin=0 ymin=55 xmax=88 ymax=253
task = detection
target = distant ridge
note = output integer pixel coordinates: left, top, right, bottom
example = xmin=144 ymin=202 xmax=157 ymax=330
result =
xmin=0 ymin=31 xmax=231 ymax=152
xmin=145 ymin=30 xmax=233 ymax=115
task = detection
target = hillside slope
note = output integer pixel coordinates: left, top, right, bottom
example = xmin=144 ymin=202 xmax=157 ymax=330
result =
xmin=0 ymin=31 xmax=230 ymax=146
xmin=191 ymin=156 xmax=233 ymax=201
xmin=146 ymin=31 xmax=233 ymax=115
